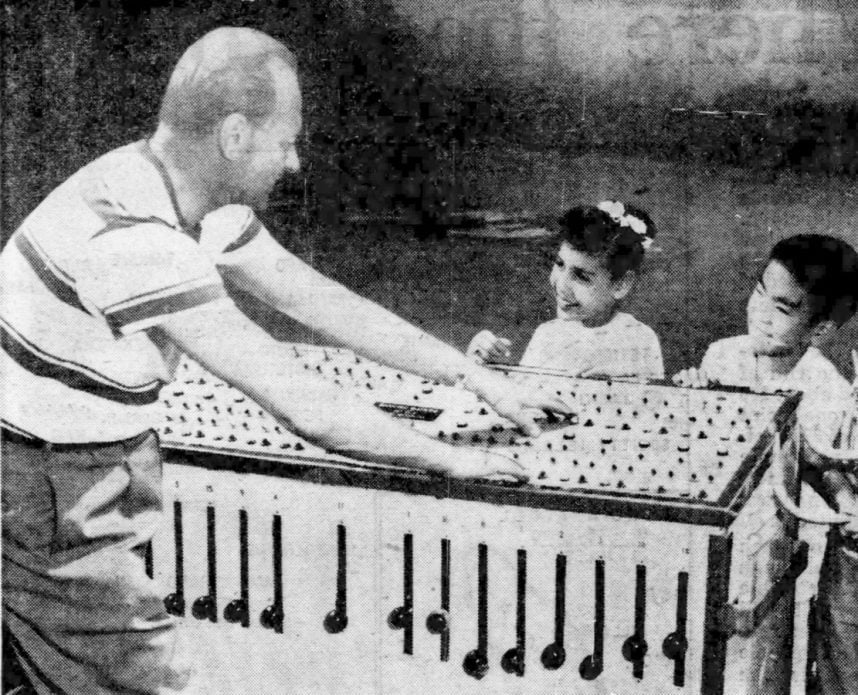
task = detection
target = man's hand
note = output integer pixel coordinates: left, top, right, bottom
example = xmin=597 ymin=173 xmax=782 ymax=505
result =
xmin=466 ymin=330 xmax=512 ymax=365
xmin=672 ymin=367 xmax=711 ymax=389
xmin=462 ymin=367 xmax=574 ymax=437
xmin=442 ymin=448 xmax=529 ymax=483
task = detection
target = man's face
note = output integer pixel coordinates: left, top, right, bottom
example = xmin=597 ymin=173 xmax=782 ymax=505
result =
xmin=238 ymin=64 xmax=303 ymax=209
xmin=746 ymin=260 xmax=816 ymax=356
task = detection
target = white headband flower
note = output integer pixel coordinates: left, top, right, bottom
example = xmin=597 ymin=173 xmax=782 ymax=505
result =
xmin=597 ymin=200 xmax=652 ymax=249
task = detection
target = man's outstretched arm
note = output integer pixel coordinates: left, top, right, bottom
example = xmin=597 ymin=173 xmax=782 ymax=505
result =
xmin=154 ymin=301 xmax=527 ymax=480
xmin=223 ymin=237 xmax=572 ymax=435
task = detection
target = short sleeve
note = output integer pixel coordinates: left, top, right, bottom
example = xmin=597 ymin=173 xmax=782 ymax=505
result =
xmin=76 ymin=223 xmax=228 ymax=336
xmin=799 ymin=388 xmax=850 ymax=451
xmin=198 ymin=205 xmax=275 ymax=267
xmin=796 ymin=356 xmax=852 ymax=448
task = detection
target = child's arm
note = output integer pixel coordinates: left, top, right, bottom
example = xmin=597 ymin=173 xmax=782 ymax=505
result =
xmin=672 ymin=341 xmax=723 ymax=388
xmin=466 ymin=330 xmax=512 ymax=365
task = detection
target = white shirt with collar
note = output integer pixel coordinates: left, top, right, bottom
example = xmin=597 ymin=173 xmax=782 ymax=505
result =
xmin=520 ymin=311 xmax=664 ymax=380
xmin=700 ymin=335 xmax=852 ymax=445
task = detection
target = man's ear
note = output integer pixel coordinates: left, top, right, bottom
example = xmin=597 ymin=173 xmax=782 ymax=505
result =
xmin=611 ymin=271 xmax=636 ymax=301
xmin=810 ymin=318 xmax=837 ymax=348
xmin=218 ymin=113 xmax=251 ymax=161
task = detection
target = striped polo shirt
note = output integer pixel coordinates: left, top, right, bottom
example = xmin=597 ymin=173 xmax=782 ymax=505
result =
xmin=0 ymin=140 xmax=271 ymax=443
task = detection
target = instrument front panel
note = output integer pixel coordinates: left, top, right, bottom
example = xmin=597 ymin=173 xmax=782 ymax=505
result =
xmin=156 ymin=462 xmax=714 ymax=694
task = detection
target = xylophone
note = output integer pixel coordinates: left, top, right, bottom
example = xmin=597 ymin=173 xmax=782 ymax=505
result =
xmin=152 ymin=345 xmax=804 ymax=695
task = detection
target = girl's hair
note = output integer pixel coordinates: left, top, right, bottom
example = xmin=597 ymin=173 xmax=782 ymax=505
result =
xmin=556 ymin=203 xmax=657 ymax=280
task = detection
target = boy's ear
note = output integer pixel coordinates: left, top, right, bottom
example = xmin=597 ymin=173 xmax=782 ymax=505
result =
xmin=810 ymin=318 xmax=837 ymax=348
xmin=611 ymin=271 xmax=636 ymax=301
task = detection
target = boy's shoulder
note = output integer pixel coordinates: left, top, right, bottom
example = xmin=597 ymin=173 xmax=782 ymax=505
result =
xmin=792 ymin=347 xmax=850 ymax=393
xmin=700 ymin=336 xmax=849 ymax=395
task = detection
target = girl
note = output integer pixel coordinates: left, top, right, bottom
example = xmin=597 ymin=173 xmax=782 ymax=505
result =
xmin=468 ymin=201 xmax=664 ymax=380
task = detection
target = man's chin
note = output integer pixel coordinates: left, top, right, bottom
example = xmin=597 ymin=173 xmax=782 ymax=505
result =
xmin=247 ymin=193 xmax=272 ymax=211
xmin=232 ymin=186 xmax=274 ymax=211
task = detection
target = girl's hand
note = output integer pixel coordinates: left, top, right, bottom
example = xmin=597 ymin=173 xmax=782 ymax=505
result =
xmin=466 ymin=330 xmax=512 ymax=365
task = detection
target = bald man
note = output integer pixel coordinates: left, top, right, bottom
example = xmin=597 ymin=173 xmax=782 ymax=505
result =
xmin=0 ymin=28 xmax=569 ymax=693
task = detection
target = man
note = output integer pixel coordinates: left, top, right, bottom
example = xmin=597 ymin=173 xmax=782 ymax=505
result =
xmin=0 ymin=27 xmax=568 ymax=694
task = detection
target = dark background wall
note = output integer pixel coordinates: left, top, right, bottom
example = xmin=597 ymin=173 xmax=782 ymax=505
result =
xmin=2 ymin=0 xmax=454 ymax=240
xmin=4 ymin=0 xmax=858 ymax=243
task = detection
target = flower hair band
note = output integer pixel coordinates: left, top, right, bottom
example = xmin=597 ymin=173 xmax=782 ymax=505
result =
xmin=597 ymin=200 xmax=653 ymax=249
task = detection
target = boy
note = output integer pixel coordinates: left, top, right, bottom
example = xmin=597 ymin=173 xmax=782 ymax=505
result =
xmin=674 ymin=234 xmax=858 ymax=694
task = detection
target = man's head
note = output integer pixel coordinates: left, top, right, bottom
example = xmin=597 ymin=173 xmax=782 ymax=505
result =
xmin=158 ymin=27 xmax=303 ymax=209
xmin=747 ymin=234 xmax=858 ymax=356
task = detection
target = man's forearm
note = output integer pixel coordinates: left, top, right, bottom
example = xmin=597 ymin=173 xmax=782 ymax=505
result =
xmin=243 ymin=353 xmax=458 ymax=470
xmin=229 ymin=248 xmax=478 ymax=385
xmin=285 ymin=287 xmax=474 ymax=385
xmin=162 ymin=319 xmax=455 ymax=470
xmin=226 ymin=243 xmax=571 ymax=437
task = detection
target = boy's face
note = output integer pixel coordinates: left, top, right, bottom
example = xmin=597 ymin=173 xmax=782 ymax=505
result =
xmin=550 ymin=242 xmax=626 ymax=326
xmin=747 ymin=260 xmax=816 ymax=356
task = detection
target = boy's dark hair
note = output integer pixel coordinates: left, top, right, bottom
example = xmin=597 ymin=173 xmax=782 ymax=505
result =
xmin=770 ymin=234 xmax=858 ymax=326
xmin=556 ymin=203 xmax=657 ymax=280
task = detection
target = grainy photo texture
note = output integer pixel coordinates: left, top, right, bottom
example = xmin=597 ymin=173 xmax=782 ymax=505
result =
xmin=3 ymin=1 xmax=858 ymax=693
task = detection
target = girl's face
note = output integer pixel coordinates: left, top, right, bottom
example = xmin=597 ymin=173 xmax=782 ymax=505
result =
xmin=549 ymin=242 xmax=631 ymax=326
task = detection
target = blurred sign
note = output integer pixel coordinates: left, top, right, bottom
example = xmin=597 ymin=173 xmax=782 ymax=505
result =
xmin=396 ymin=0 xmax=858 ymax=102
